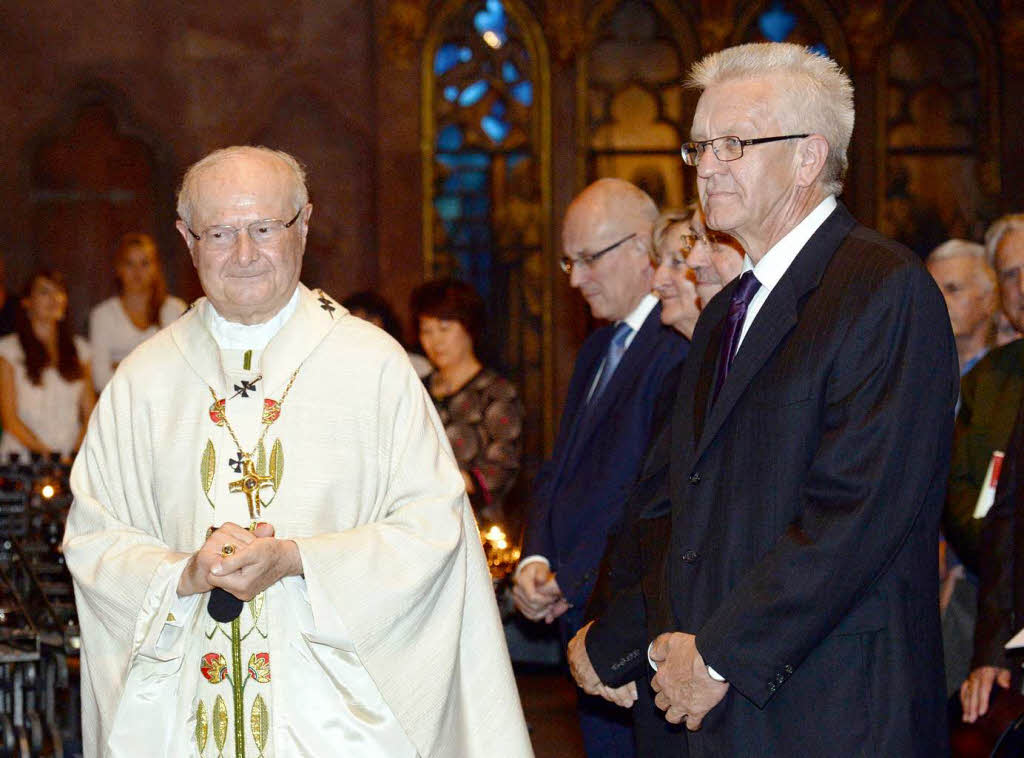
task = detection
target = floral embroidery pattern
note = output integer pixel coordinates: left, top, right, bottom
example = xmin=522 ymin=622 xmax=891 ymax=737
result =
xmin=209 ymin=399 xmax=226 ymax=426
xmin=201 ymin=652 xmax=228 ymax=684
xmin=261 ymin=398 xmax=281 ymax=425
xmin=248 ymin=652 xmax=271 ymax=683
xmin=251 ymin=694 xmax=270 ymax=756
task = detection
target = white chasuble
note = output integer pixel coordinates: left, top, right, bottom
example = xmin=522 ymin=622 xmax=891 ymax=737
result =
xmin=65 ymin=284 xmax=532 ymax=758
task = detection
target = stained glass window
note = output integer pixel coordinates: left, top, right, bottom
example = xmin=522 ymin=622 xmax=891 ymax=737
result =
xmin=425 ymin=0 xmax=551 ymax=465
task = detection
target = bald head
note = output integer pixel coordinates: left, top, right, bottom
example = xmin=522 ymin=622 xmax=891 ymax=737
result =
xmin=176 ymin=146 xmax=308 ymax=228
xmin=562 ymin=179 xmax=658 ymax=321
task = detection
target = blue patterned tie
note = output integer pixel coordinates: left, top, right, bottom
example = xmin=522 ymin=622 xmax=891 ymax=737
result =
xmin=591 ymin=321 xmax=633 ymax=402
xmin=712 ymin=270 xmax=761 ymax=403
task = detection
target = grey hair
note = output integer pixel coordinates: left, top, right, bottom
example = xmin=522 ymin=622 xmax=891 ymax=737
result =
xmin=985 ymin=213 xmax=1024 ymax=268
xmin=687 ymin=42 xmax=855 ymax=196
xmin=927 ymin=239 xmax=995 ymax=292
xmin=653 ymin=206 xmax=697 ymax=250
xmin=176 ymin=145 xmax=309 ymax=226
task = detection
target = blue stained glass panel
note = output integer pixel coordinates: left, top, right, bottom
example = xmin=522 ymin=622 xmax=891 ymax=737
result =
xmin=437 ymin=124 xmax=464 ymax=151
xmin=810 ymin=43 xmax=829 ymax=57
xmin=474 ymin=0 xmax=508 ymax=46
xmin=511 ymin=81 xmax=533 ymax=106
xmin=443 ymin=86 xmax=459 ymax=102
xmin=502 ymin=61 xmax=519 ymax=83
xmin=481 ymin=115 xmax=510 ymax=143
xmin=434 ymin=44 xmax=473 ymax=75
xmin=458 ymin=80 xmax=489 ymax=106
xmin=435 ymin=196 xmax=462 ymax=220
xmin=758 ymin=2 xmax=797 ymax=42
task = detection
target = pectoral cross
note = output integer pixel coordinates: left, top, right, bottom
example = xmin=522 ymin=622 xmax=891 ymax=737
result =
xmin=228 ymin=457 xmax=275 ymax=519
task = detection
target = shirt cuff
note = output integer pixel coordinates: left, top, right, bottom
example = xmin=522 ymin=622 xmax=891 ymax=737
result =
xmin=515 ymin=554 xmax=550 ymax=579
xmin=647 ymin=641 xmax=727 ymax=682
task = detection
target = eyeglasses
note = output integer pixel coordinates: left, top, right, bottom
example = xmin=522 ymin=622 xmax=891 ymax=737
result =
xmin=680 ymin=230 xmax=728 ymax=253
xmin=184 ymin=207 xmax=304 ymax=249
xmin=680 ymin=134 xmax=809 ymax=166
xmin=559 ymin=232 xmax=636 ymax=275
xmin=649 ymin=230 xmax=728 ymax=267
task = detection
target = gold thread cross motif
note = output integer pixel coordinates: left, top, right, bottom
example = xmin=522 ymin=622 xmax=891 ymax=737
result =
xmin=229 ymin=457 xmax=275 ymax=519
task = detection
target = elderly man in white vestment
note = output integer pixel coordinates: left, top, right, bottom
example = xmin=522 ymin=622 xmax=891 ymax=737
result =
xmin=63 ymin=145 xmax=532 ymax=758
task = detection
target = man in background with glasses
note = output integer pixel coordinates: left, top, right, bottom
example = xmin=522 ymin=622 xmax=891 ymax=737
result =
xmin=64 ymin=145 xmax=531 ymax=757
xmin=513 ymin=177 xmax=686 ymax=756
xmin=580 ymin=43 xmax=958 ymax=756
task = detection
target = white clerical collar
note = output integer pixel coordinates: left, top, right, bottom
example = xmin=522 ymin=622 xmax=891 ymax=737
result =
xmin=742 ymin=195 xmax=838 ymax=289
xmin=202 ymin=286 xmax=300 ymax=350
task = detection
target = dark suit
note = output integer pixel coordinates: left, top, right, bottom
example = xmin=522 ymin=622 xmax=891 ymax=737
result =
xmin=944 ymin=339 xmax=1024 ymax=574
xmin=589 ymin=203 xmax=958 ymax=756
xmin=585 ymin=365 xmax=685 ymax=756
xmin=522 ymin=301 xmax=685 ymax=754
xmin=973 ymin=387 xmax=1024 ymax=673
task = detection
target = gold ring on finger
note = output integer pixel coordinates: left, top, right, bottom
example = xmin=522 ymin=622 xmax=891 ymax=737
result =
xmin=221 ymin=544 xmax=236 ymax=557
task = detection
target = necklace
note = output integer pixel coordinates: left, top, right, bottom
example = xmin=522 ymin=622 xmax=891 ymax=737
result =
xmin=207 ymin=367 xmax=300 ymax=519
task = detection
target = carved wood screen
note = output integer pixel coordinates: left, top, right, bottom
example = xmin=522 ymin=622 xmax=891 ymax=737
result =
xmin=577 ymin=0 xmax=699 ymax=210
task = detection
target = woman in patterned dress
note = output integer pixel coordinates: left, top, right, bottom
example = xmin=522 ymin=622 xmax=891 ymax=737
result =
xmin=411 ymin=278 xmax=523 ymax=524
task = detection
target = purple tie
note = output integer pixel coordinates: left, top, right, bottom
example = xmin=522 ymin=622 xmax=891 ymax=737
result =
xmin=713 ymin=271 xmax=761 ymax=402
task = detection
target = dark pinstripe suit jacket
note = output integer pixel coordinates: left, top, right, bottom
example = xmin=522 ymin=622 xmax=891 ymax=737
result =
xmin=591 ymin=203 xmax=959 ymax=757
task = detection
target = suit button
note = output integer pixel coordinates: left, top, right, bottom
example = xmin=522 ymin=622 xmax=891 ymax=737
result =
xmin=682 ymin=550 xmax=699 ymax=563
xmin=775 ymin=673 xmax=785 ymax=684
xmin=767 ymin=681 xmax=776 ymax=693
xmin=688 ymin=472 xmax=701 ymax=484
xmin=784 ymin=665 xmax=793 ymax=674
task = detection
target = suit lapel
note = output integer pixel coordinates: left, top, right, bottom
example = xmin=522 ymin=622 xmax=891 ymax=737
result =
xmin=689 ymin=203 xmax=859 ymax=467
xmin=548 ymin=327 xmax=613 ymax=486
xmin=561 ymin=307 xmax=667 ymax=477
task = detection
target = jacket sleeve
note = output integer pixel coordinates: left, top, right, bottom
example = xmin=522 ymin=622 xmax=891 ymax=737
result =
xmin=695 ymin=263 xmax=959 ymax=708
xmin=942 ymin=366 xmax=986 ymax=573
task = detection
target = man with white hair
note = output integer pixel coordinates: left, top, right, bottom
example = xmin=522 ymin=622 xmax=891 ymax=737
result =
xmin=581 ymin=43 xmax=958 ymax=755
xmin=64 ymin=146 xmax=531 ymax=757
xmin=927 ymin=239 xmax=998 ymax=374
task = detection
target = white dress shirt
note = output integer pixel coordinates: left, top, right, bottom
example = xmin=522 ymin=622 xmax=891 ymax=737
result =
xmin=736 ymin=195 xmax=838 ymax=349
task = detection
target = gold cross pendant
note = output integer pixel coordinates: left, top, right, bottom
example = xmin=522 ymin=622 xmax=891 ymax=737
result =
xmin=228 ymin=457 xmax=275 ymax=520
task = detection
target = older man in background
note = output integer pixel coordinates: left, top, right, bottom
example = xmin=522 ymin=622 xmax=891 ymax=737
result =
xmin=64 ymin=145 xmax=530 ymax=758
xmin=925 ymin=238 xmax=999 ymax=694
xmin=582 ymin=42 xmax=958 ymax=755
xmin=514 ymin=178 xmax=685 ymax=756
xmin=927 ymin=239 xmax=998 ymax=375
xmin=950 ymin=215 xmax=1024 ymax=726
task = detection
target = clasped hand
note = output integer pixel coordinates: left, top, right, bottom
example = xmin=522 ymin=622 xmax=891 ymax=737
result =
xmin=177 ymin=521 xmax=302 ymax=600
xmin=650 ymin=632 xmax=729 ymax=730
xmin=512 ymin=561 xmax=570 ymax=623
xmin=567 ymin=621 xmax=638 ymax=708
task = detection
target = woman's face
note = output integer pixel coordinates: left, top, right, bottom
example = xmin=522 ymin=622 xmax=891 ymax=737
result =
xmin=23 ymin=276 xmax=68 ymax=325
xmin=419 ymin=315 xmax=475 ymax=371
xmin=117 ymin=244 xmax=158 ymax=294
xmin=685 ymin=214 xmax=745 ymax=305
xmin=651 ymin=221 xmax=701 ymax=338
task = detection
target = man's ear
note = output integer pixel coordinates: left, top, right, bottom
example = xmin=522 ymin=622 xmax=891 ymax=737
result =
xmin=795 ymin=134 xmax=829 ymax=189
xmin=175 ymin=220 xmax=199 ymax=267
xmin=299 ymin=203 xmax=313 ymax=245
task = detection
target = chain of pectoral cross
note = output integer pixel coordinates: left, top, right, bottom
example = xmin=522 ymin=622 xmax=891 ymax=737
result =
xmin=207 ymin=367 xmax=300 ymax=520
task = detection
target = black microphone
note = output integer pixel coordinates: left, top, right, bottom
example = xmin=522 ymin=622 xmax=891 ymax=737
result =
xmin=208 ymin=588 xmax=244 ymax=622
